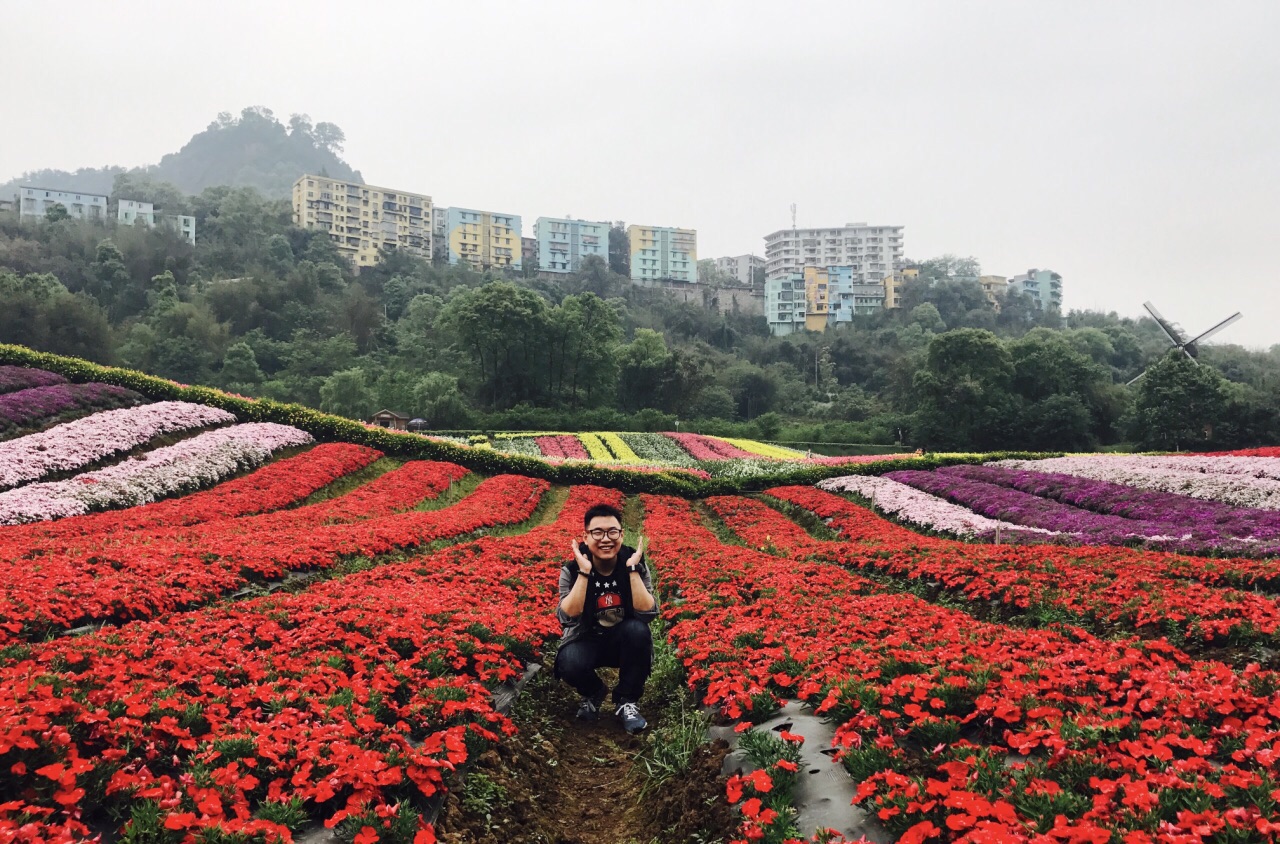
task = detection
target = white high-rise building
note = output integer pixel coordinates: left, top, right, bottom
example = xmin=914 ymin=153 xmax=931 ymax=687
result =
xmin=763 ymin=222 xmax=904 ymax=283
xmin=714 ymin=254 xmax=764 ymax=288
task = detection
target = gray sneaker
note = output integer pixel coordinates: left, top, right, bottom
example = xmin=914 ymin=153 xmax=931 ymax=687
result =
xmin=615 ymin=702 xmax=647 ymax=733
xmin=576 ymin=693 xmax=605 ymax=721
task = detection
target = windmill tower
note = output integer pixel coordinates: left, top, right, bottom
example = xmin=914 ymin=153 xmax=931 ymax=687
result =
xmin=1127 ymin=301 xmax=1243 ymax=385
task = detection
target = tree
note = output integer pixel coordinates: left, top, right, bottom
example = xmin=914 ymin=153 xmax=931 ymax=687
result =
xmin=1129 ymin=352 xmax=1229 ymax=450
xmin=574 ymin=254 xmax=618 ymax=299
xmin=111 ymin=172 xmax=189 ymax=215
xmin=608 ymin=224 xmax=630 ymax=277
xmin=617 ymin=329 xmax=671 ymax=412
xmin=319 ymin=368 xmax=375 ymax=419
xmin=287 ymin=113 xmax=314 ymax=137
xmin=220 ymin=342 xmax=264 ymax=392
xmin=912 ymin=254 xmax=981 ymax=284
xmin=312 ymin=122 xmax=346 ymax=154
xmin=89 ymin=239 xmax=131 ymax=312
xmin=900 ymin=279 xmax=989 ymax=326
xmin=1020 ymin=394 xmax=1095 ymax=451
xmin=414 ymin=372 xmax=471 ymax=429
xmin=548 ymin=292 xmax=622 ymax=405
xmin=754 ymin=411 xmax=783 ymax=439
xmin=439 ymin=282 xmax=551 ymax=408
xmin=265 ymin=234 xmax=295 ymax=275
xmin=909 ymin=303 xmax=946 ymax=333
xmin=689 ymin=386 xmax=736 ymax=420
xmin=910 ymin=329 xmax=1016 ymax=450
xmin=727 ymin=363 xmax=781 ymax=420
xmin=44 ymin=204 xmax=70 ymax=223
xmin=698 ymin=259 xmax=731 ymax=287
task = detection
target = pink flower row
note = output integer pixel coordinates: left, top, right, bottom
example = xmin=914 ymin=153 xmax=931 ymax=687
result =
xmin=0 ymin=402 xmax=235 ymax=490
xmin=0 ymin=423 xmax=312 ymax=524
xmin=819 ymin=474 xmax=1058 ymax=539
xmin=665 ymin=432 xmax=756 ymax=460
xmin=535 ymin=435 xmax=589 ymax=459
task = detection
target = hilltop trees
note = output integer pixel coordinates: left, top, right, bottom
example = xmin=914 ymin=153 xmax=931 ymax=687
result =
xmin=1 ymin=193 xmax=1276 ymax=449
xmin=1 ymin=107 xmax=360 ymax=200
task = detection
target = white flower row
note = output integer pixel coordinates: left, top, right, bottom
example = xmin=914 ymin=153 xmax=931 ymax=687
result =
xmin=0 ymin=423 xmax=312 ymax=524
xmin=818 ymin=474 xmax=1059 ymax=538
xmin=992 ymin=455 xmax=1280 ymax=510
xmin=0 ymin=401 xmax=237 ymax=490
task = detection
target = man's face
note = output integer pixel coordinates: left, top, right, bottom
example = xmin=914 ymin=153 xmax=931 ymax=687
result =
xmin=583 ymin=516 xmax=623 ymax=563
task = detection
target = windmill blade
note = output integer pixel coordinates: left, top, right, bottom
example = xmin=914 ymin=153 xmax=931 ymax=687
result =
xmin=1126 ymin=369 xmax=1147 ymax=387
xmin=1143 ymin=301 xmax=1188 ymax=348
xmin=1187 ymin=312 xmax=1242 ymax=346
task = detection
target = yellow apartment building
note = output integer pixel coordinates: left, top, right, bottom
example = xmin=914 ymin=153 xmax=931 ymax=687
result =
xmin=883 ymin=267 xmax=918 ymax=309
xmin=444 ymin=207 xmax=523 ymax=270
xmin=292 ymin=175 xmax=433 ymax=268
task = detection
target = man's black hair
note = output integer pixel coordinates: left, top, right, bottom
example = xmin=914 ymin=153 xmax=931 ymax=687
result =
xmin=583 ymin=503 xmax=624 ymax=529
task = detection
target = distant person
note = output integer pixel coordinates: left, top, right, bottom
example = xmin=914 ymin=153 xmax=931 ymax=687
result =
xmin=554 ymin=503 xmax=657 ymax=733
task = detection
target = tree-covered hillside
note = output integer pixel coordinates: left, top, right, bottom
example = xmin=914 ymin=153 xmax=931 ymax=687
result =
xmin=1 ymin=107 xmax=360 ymax=200
xmin=1 ymin=186 xmax=1276 ymax=453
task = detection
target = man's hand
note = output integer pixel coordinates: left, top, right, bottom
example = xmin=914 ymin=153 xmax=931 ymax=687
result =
xmin=625 ymin=536 xmax=647 ymax=572
xmin=571 ymin=541 xmax=593 ymax=575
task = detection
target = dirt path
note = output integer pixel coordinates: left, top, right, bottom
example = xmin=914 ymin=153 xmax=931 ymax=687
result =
xmin=435 ymin=667 xmax=734 ymax=844
xmin=436 ymin=495 xmax=736 ymax=843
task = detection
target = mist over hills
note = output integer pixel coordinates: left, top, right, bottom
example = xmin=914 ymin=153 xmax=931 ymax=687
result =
xmin=0 ymin=107 xmax=361 ymax=200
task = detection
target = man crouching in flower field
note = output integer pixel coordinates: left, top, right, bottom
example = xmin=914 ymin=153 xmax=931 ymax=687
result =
xmin=555 ymin=502 xmax=657 ymax=733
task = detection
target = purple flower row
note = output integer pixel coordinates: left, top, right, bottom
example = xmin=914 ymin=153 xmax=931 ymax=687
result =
xmin=0 ymin=383 xmax=144 ymax=435
xmin=0 ymin=366 xmax=65 ymax=394
xmin=819 ymin=474 xmax=1058 ymax=540
xmin=0 ymin=401 xmax=237 ymax=491
xmin=993 ymin=455 xmax=1280 ymax=510
xmin=942 ymin=464 xmax=1280 ymax=540
xmin=885 ymin=467 xmax=1280 ymax=556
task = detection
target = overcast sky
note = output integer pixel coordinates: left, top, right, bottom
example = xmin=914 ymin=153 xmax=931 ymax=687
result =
xmin=4 ymin=1 xmax=1278 ymax=346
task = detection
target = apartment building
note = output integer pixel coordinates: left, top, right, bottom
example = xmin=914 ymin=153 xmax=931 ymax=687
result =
xmin=883 ymin=268 xmax=918 ymax=309
xmin=535 ymin=217 xmax=609 ymax=274
xmin=117 ymin=199 xmax=196 ymax=245
xmin=166 ymin=214 xmax=197 ymax=246
xmin=1008 ymin=268 xmax=1063 ymax=311
xmin=17 ymin=186 xmax=108 ymax=222
xmin=522 ymin=237 xmax=538 ymax=267
xmin=445 ymin=207 xmax=522 ymax=270
xmin=978 ymin=275 xmax=1008 ymax=310
xmin=627 ymin=224 xmax=697 ymax=285
xmin=714 ymin=254 xmax=764 ymax=289
xmin=765 ymin=273 xmax=808 ymax=336
xmin=117 ymin=199 xmax=156 ymax=227
xmin=764 ymin=222 xmax=904 ymax=283
xmin=826 ymin=266 xmax=887 ymax=323
xmin=292 ymin=175 xmax=433 ymax=268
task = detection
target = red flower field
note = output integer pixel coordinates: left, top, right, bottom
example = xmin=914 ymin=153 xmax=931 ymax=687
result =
xmin=2 ymin=378 xmax=1280 ymax=841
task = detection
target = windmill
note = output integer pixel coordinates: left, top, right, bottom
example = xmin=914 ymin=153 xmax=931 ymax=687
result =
xmin=1127 ymin=301 xmax=1242 ymax=386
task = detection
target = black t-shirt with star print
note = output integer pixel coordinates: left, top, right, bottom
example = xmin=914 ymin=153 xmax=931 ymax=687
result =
xmin=556 ymin=543 xmax=658 ymax=645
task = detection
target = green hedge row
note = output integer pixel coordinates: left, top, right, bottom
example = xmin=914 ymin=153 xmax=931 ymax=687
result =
xmin=0 ymin=344 xmax=1063 ymax=497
